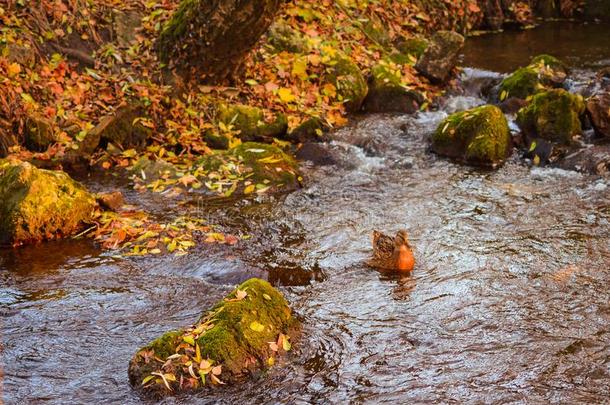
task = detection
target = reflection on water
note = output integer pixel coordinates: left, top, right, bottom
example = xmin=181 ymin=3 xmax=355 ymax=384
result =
xmin=2 ymin=21 xmax=610 ymax=404
xmin=462 ymin=21 xmax=610 ymax=72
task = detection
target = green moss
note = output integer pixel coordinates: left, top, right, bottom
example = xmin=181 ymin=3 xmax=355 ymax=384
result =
xmin=499 ymin=54 xmax=568 ymax=100
xmin=324 ymin=55 xmax=368 ymax=112
xmin=499 ymin=66 xmax=541 ymax=100
xmin=516 ymin=89 xmax=585 ymax=144
xmin=363 ymin=62 xmax=423 ymax=113
xmin=390 ymin=36 xmax=429 ymax=64
xmin=128 ymin=278 xmax=297 ymax=396
xmin=431 ymin=105 xmax=511 ymax=167
xmin=217 ymin=104 xmax=288 ymax=142
xmin=267 ymin=21 xmax=309 ymax=54
xmin=0 ymin=160 xmax=96 ymax=246
xmin=287 ymin=117 xmax=327 ymax=143
xmin=361 ymin=13 xmax=391 ymax=48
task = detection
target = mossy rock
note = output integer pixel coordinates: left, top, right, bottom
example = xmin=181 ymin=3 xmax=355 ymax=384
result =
xmin=516 ymin=89 xmax=585 ymax=145
xmin=95 ymin=105 xmax=151 ymax=150
xmin=499 ymin=54 xmax=568 ymax=100
xmin=217 ymin=104 xmax=288 ymax=142
xmin=414 ymin=30 xmax=464 ymax=83
xmin=323 ymin=56 xmax=368 ymax=112
xmin=287 ymin=117 xmax=329 ymax=143
xmin=24 ymin=115 xmax=56 ymax=152
xmin=267 ymin=21 xmax=309 ymax=54
xmin=431 ymin=105 xmax=511 ymax=167
xmin=199 ymin=142 xmax=301 ymax=194
xmin=128 ymin=278 xmax=298 ymax=398
xmin=362 ymin=62 xmax=424 ymax=113
xmin=0 ymin=159 xmax=95 ymax=246
xmin=361 ymin=13 xmax=391 ymax=48
xmin=390 ymin=36 xmax=429 ymax=64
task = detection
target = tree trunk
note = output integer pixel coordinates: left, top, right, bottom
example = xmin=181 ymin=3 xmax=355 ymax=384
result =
xmin=157 ymin=0 xmax=281 ymax=84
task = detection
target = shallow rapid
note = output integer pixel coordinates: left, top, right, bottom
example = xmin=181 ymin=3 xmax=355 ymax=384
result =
xmin=2 ymin=22 xmax=609 ymax=404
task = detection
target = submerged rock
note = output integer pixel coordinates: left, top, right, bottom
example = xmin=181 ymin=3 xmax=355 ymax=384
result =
xmin=431 ymin=105 xmax=511 ymax=167
xmin=516 ymin=89 xmax=585 ymax=145
xmin=0 ymin=159 xmax=95 ymax=246
xmin=128 ymin=278 xmax=298 ymax=398
xmin=415 ymin=31 xmax=464 ymax=83
xmin=556 ymin=144 xmax=610 ymax=176
xmin=96 ymin=191 xmax=124 ymax=211
xmin=199 ymin=142 xmax=301 ymax=194
xmin=324 ymin=56 xmax=368 ymax=112
xmin=499 ymin=54 xmax=568 ymax=100
xmin=217 ymin=104 xmax=288 ymax=142
xmin=586 ymin=92 xmax=610 ymax=139
xmin=362 ymin=62 xmax=424 ymax=113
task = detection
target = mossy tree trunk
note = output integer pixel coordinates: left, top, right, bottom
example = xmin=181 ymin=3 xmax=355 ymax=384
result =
xmin=157 ymin=0 xmax=281 ymax=84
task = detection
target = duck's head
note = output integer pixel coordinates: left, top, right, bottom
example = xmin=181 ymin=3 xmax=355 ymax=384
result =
xmin=394 ymin=230 xmax=410 ymax=247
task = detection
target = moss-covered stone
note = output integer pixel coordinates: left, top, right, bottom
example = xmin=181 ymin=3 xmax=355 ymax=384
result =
xmin=414 ymin=30 xmax=464 ymax=83
xmin=287 ymin=117 xmax=328 ymax=143
xmin=323 ymin=55 xmax=368 ymax=112
xmin=217 ymin=104 xmax=288 ymax=142
xmin=361 ymin=13 xmax=391 ymax=48
xmin=390 ymin=36 xmax=429 ymax=64
xmin=362 ymin=62 xmax=424 ymax=113
xmin=128 ymin=278 xmax=297 ymax=398
xmin=95 ymin=105 xmax=151 ymax=150
xmin=199 ymin=142 xmax=301 ymax=194
xmin=516 ymin=89 xmax=585 ymax=145
xmin=267 ymin=21 xmax=310 ymax=54
xmin=431 ymin=105 xmax=511 ymax=167
xmin=499 ymin=54 xmax=568 ymax=100
xmin=0 ymin=159 xmax=95 ymax=246
xmin=24 ymin=115 xmax=56 ymax=152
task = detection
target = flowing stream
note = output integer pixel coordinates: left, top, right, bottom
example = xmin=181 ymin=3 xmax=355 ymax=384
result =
xmin=2 ymin=22 xmax=609 ymax=404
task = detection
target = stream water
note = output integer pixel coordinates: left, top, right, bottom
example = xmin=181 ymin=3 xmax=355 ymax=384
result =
xmin=2 ymin=22 xmax=610 ymax=404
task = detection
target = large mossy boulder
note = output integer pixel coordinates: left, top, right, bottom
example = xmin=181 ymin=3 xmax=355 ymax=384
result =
xmin=431 ymin=105 xmax=511 ymax=167
xmin=323 ymin=56 xmax=368 ymax=113
xmin=414 ymin=31 xmax=464 ymax=83
xmin=217 ymin=104 xmax=288 ymax=142
xmin=199 ymin=142 xmax=301 ymax=194
xmin=516 ymin=89 xmax=585 ymax=145
xmin=362 ymin=62 xmax=424 ymax=113
xmin=390 ymin=36 xmax=429 ymax=65
xmin=499 ymin=54 xmax=568 ymax=100
xmin=0 ymin=159 xmax=95 ymax=246
xmin=128 ymin=278 xmax=298 ymax=398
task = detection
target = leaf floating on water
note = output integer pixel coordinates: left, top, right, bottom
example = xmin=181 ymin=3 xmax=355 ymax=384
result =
xmin=250 ymin=321 xmax=265 ymax=332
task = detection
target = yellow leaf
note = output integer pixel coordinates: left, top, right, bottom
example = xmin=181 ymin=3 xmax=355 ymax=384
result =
xmin=7 ymin=63 xmax=21 ymax=78
xmin=250 ymin=321 xmax=265 ymax=332
xmin=278 ymin=87 xmax=296 ymax=103
xmin=244 ymin=184 xmax=255 ymax=194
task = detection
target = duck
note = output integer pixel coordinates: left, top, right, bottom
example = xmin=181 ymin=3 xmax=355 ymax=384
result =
xmin=368 ymin=229 xmax=415 ymax=272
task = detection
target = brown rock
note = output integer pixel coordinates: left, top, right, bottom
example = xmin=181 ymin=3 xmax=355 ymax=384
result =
xmin=415 ymin=31 xmax=465 ymax=83
xmin=96 ymin=191 xmax=124 ymax=211
xmin=586 ymin=92 xmax=610 ymax=139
